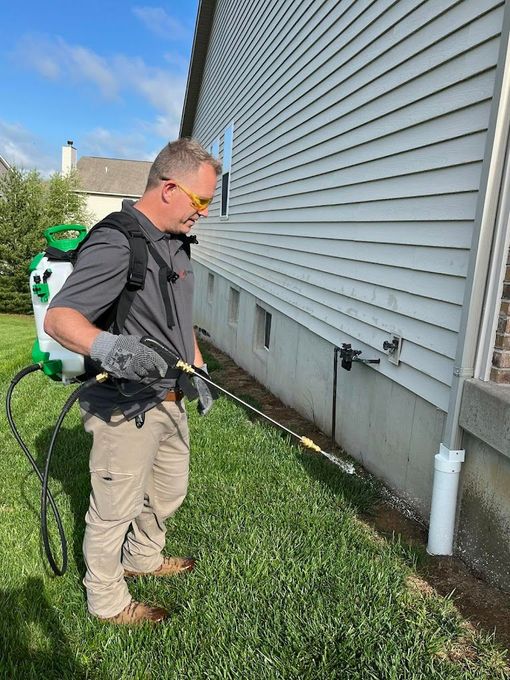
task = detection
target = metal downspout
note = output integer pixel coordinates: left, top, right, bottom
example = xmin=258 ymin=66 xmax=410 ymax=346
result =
xmin=427 ymin=11 xmax=510 ymax=555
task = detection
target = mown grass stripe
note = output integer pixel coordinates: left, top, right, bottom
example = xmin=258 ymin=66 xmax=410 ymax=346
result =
xmin=0 ymin=314 xmax=507 ymax=679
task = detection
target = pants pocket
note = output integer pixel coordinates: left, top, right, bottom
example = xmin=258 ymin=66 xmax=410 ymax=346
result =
xmin=90 ymin=469 xmax=142 ymax=521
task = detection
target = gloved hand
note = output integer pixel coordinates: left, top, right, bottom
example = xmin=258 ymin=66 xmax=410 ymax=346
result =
xmin=192 ymin=364 xmax=215 ymax=416
xmin=90 ymin=331 xmax=168 ymax=382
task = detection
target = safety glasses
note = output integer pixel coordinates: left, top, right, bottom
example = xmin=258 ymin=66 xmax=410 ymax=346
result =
xmin=161 ymin=178 xmax=213 ymax=212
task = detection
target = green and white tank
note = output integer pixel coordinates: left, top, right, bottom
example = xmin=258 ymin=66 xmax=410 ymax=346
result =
xmin=29 ymin=224 xmax=87 ymax=382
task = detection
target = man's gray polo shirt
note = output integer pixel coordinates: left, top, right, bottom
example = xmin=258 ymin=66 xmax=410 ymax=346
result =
xmin=49 ymin=200 xmax=195 ymax=421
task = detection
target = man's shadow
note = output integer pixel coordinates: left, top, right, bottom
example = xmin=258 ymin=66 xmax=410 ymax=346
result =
xmin=32 ymin=424 xmax=92 ymax=575
xmin=0 ymin=577 xmax=86 ymax=679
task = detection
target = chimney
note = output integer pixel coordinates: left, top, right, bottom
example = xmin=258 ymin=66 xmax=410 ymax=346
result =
xmin=61 ymin=140 xmax=77 ymax=174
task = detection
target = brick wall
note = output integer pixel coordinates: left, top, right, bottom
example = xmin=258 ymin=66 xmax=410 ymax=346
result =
xmin=491 ymin=248 xmax=510 ymax=383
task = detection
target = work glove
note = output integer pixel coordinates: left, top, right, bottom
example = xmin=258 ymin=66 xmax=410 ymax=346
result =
xmin=90 ymin=331 xmax=168 ymax=382
xmin=192 ymin=364 xmax=215 ymax=416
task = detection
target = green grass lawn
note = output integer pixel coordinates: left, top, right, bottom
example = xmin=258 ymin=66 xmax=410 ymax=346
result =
xmin=1 ymin=313 xmax=508 ymax=679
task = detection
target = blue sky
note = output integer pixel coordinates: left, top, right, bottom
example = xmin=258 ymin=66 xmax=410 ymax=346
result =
xmin=0 ymin=1 xmax=198 ymax=175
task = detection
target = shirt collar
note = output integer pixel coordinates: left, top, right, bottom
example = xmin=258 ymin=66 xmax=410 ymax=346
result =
xmin=122 ymin=199 xmax=168 ymax=242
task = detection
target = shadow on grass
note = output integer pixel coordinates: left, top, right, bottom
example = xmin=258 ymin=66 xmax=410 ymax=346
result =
xmin=297 ymin=446 xmax=380 ymax=515
xmin=263 ymin=426 xmax=381 ymax=516
xmin=233 ymin=393 xmax=265 ymax=422
xmin=0 ymin=577 xmax=87 ymax=679
xmin=34 ymin=425 xmax=92 ymax=577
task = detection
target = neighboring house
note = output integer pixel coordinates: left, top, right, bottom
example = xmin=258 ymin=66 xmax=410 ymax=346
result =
xmin=181 ymin=0 xmax=510 ymax=589
xmin=0 ymin=153 xmax=11 ymax=179
xmin=61 ymin=142 xmax=151 ymax=223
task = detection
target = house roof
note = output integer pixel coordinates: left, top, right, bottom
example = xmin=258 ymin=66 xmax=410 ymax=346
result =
xmin=180 ymin=0 xmax=217 ymax=138
xmin=77 ymin=156 xmax=152 ymax=196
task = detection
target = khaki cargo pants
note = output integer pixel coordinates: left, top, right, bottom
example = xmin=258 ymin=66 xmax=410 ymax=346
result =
xmin=81 ymin=400 xmax=189 ymax=618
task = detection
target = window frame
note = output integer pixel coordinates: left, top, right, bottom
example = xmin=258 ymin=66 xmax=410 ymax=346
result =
xmin=255 ymin=304 xmax=272 ymax=352
xmin=220 ymin=122 xmax=234 ymax=219
xmin=207 ymin=272 xmax=215 ymax=304
xmin=228 ymin=286 xmax=240 ymax=326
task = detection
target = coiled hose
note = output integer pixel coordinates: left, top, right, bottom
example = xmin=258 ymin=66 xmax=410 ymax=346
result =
xmin=6 ymin=366 xmax=103 ymax=576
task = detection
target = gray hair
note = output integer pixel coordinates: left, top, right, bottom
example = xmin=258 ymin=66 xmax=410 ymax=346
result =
xmin=146 ymin=138 xmax=222 ymax=190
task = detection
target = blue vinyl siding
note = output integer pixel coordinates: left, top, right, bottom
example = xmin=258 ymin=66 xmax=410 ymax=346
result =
xmin=191 ymin=0 xmax=505 ymax=410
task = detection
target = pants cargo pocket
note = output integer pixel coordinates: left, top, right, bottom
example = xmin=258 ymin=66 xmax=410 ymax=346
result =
xmin=90 ymin=469 xmax=142 ymax=521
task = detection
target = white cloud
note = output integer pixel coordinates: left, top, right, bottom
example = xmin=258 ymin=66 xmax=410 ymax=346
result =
xmin=164 ymin=52 xmax=190 ymax=70
xmin=0 ymin=119 xmax=58 ymax=176
xmin=150 ymin=114 xmax=181 ymax=140
xmin=0 ymin=118 xmax=160 ymax=173
xmin=35 ymin=55 xmax=61 ymax=80
xmin=132 ymin=6 xmax=190 ymax=40
xmin=112 ymin=54 xmax=186 ymax=120
xmin=64 ymin=44 xmax=118 ymax=99
xmin=9 ymin=34 xmax=191 ymax=162
xmin=81 ymin=127 xmax=157 ymax=161
xmin=13 ymin=34 xmax=187 ymax=146
xmin=80 ymin=112 xmax=183 ymax=160
xmin=14 ymin=34 xmax=119 ymax=99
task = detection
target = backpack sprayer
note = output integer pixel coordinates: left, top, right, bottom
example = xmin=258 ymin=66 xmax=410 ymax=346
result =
xmin=6 ymin=224 xmax=352 ymax=577
xmin=6 ymin=224 xmax=106 ymax=575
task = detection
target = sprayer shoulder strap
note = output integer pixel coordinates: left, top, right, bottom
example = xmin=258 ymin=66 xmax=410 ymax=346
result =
xmin=140 ymin=234 xmax=197 ymax=330
xmin=78 ymin=212 xmax=197 ymax=332
xmin=82 ymin=212 xmax=149 ymax=333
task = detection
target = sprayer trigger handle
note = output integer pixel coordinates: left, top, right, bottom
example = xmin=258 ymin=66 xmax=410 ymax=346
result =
xmin=139 ymin=336 xmax=180 ymax=374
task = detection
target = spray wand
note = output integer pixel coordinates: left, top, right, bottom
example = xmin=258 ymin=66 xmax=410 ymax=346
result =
xmin=141 ymin=337 xmax=355 ymax=475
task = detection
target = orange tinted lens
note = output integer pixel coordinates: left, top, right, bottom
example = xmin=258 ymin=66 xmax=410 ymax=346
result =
xmin=176 ymin=182 xmax=211 ymax=211
xmin=194 ymin=196 xmax=212 ymax=210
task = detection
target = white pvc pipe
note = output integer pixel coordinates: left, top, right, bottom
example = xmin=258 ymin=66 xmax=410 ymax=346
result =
xmin=427 ymin=444 xmax=465 ymax=555
xmin=427 ymin=7 xmax=510 ymax=556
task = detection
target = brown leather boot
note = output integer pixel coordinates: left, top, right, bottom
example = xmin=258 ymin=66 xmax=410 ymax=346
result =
xmin=99 ymin=600 xmax=169 ymax=625
xmin=124 ymin=556 xmax=196 ymax=578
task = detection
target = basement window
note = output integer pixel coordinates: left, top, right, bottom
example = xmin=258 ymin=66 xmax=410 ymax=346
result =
xmin=228 ymin=287 xmax=240 ymax=325
xmin=221 ymin=123 xmax=234 ymax=218
xmin=255 ymin=304 xmax=272 ymax=350
xmin=207 ymin=273 xmax=215 ymax=304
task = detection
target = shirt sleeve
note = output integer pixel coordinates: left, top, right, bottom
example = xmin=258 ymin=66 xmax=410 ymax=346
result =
xmin=48 ymin=226 xmax=131 ymax=323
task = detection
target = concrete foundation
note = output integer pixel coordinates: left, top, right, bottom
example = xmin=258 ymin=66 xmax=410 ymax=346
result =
xmin=458 ymin=380 xmax=510 ymax=590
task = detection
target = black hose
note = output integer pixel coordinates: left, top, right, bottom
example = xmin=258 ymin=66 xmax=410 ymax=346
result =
xmin=40 ymin=375 xmax=100 ymax=576
xmin=7 ymin=365 xmax=102 ymax=576
xmin=6 ymin=364 xmax=68 ymax=575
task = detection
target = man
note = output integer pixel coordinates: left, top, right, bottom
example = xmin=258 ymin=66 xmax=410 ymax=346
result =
xmin=45 ymin=138 xmax=221 ymax=624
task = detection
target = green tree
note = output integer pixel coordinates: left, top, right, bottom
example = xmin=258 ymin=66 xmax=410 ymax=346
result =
xmin=43 ymin=170 xmax=91 ymax=228
xmin=0 ymin=167 xmax=91 ymax=313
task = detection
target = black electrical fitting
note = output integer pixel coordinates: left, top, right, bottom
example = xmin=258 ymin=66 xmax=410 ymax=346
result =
xmin=339 ymin=343 xmax=362 ymax=371
xmin=331 ymin=343 xmax=381 ymax=444
xmin=383 ymin=337 xmax=399 ymax=352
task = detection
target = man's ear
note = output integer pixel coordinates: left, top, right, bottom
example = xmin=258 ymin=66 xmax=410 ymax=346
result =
xmin=161 ymin=182 xmax=176 ymax=203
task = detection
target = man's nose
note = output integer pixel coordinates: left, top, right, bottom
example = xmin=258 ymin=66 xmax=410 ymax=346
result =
xmin=198 ymin=205 xmax=209 ymax=218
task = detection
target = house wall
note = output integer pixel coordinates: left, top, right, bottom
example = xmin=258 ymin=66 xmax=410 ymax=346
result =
xmin=457 ymin=379 xmax=510 ymax=590
xmin=457 ymin=433 xmax=510 ymax=590
xmin=80 ymin=193 xmax=139 ymax=225
xmin=192 ymin=0 xmax=505 ymax=413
